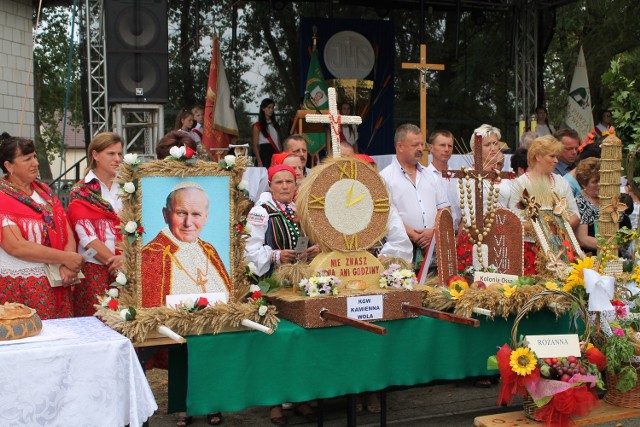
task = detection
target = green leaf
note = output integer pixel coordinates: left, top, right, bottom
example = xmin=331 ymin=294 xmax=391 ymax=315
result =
xmin=616 ymin=365 xmax=638 ymax=393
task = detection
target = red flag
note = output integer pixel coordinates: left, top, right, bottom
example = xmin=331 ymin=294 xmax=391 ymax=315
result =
xmin=203 ymin=35 xmax=239 ymax=150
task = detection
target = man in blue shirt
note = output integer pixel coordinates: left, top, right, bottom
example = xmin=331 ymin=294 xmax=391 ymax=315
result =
xmin=553 ymin=128 xmax=580 ymax=176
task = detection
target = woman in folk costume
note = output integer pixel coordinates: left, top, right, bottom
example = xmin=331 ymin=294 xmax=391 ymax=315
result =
xmin=0 ymin=133 xmax=84 ymax=319
xmin=67 ymin=132 xmax=124 ymax=316
xmin=252 ymin=98 xmax=281 ymax=168
xmin=245 ymin=164 xmax=320 ymax=278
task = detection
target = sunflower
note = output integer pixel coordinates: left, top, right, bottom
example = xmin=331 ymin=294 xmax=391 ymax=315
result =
xmin=509 ymin=347 xmax=538 ymax=376
xmin=564 ymin=256 xmax=595 ymax=291
xmin=632 ymin=266 xmax=640 ymax=284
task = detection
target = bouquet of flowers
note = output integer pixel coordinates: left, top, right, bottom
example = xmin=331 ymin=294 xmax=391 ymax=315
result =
xmin=298 ymin=270 xmax=340 ymax=297
xmin=596 ymin=296 xmax=640 ymax=397
xmin=492 ymin=342 xmax=603 ymax=427
xmin=378 ymin=263 xmax=417 ymax=290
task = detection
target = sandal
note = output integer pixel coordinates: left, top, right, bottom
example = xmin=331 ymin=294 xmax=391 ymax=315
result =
xmin=176 ymin=413 xmax=192 ymax=427
xmin=270 ymin=405 xmax=288 ymax=426
xmin=207 ymin=412 xmax=223 ymax=426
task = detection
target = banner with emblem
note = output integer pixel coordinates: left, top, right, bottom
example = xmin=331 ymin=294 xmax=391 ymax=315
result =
xmin=302 ymin=48 xmax=329 ymax=155
xmin=564 ymin=46 xmax=594 ymax=141
xmin=203 ymin=34 xmax=239 ymax=151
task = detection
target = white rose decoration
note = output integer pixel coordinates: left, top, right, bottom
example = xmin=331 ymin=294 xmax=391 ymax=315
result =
xmin=258 ymin=305 xmax=268 ymax=316
xmin=247 ymin=262 xmax=257 ymax=275
xmin=115 ymin=272 xmax=128 ymax=286
xmin=120 ymin=308 xmax=130 ymax=320
xmin=244 ymin=223 xmax=252 ymax=234
xmin=249 ymin=284 xmax=261 ymax=293
xmin=169 ymin=145 xmax=186 ymax=159
xmin=123 ymin=153 xmax=138 ymax=165
xmin=237 ymin=180 xmax=248 ymax=191
xmin=123 ymin=182 xmax=136 ymax=194
xmin=124 ymin=221 xmax=137 ymax=234
xmin=224 ymin=155 xmax=236 ymax=166
xmin=181 ymin=299 xmax=195 ymax=310
xmin=107 ymin=288 xmax=119 ymax=298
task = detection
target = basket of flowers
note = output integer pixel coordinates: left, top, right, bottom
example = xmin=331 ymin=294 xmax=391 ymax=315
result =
xmin=596 ymin=296 xmax=640 ymax=407
xmin=490 ymin=289 xmax=604 ymax=427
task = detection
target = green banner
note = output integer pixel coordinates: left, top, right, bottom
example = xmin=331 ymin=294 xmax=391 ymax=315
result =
xmin=302 ymin=50 xmax=328 ymax=155
xmin=303 ymin=50 xmax=329 ymax=110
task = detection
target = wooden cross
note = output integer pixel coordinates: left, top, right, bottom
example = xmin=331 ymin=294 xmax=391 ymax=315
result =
xmin=443 ymin=134 xmax=512 ymax=235
xmin=402 ymin=44 xmax=444 ymax=164
xmin=305 ymin=87 xmax=362 ymax=158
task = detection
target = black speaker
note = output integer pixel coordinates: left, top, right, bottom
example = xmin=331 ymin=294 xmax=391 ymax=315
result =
xmin=105 ymin=0 xmax=169 ymax=103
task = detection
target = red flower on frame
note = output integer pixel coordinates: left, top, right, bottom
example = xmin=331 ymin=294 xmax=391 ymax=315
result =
xmin=251 ymin=291 xmax=262 ymax=299
xmin=136 ymin=226 xmax=145 ymax=235
xmin=107 ymin=298 xmax=119 ymax=310
xmin=185 ymin=145 xmax=196 ymax=159
xmin=196 ymin=297 xmax=209 ymax=307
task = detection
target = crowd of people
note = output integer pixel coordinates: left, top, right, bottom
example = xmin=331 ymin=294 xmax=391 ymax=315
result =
xmin=0 ymin=100 xmax=632 ymax=426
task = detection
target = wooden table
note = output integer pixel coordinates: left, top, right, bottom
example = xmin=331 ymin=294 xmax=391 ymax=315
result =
xmin=474 ymin=402 xmax=640 ymax=426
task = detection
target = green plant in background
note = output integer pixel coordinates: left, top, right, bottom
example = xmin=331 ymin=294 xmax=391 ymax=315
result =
xmin=602 ymin=58 xmax=640 ymax=148
xmin=602 ymin=57 xmax=640 ymax=195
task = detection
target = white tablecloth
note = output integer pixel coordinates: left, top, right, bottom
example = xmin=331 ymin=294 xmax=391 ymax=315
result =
xmin=0 ymin=317 xmax=157 ymax=427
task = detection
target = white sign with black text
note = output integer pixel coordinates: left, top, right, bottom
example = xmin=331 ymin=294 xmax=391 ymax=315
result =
xmin=526 ymin=334 xmax=581 ymax=358
xmin=347 ymin=295 xmax=383 ymax=321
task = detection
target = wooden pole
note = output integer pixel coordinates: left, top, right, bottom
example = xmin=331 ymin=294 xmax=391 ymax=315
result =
xmin=320 ymin=309 xmax=387 ymax=335
xmin=402 ymin=304 xmax=480 ymax=327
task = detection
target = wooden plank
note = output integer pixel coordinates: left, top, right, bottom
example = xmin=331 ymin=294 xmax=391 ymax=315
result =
xmin=474 ymin=402 xmax=640 ymax=427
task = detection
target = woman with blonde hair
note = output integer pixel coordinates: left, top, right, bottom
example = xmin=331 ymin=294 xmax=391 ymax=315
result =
xmin=508 ymin=135 xmax=580 ymax=273
xmin=67 ymin=132 xmax=124 ymax=316
xmin=0 ymin=133 xmax=84 ymax=318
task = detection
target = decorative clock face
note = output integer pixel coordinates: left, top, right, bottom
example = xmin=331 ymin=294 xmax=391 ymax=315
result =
xmin=305 ymin=158 xmax=389 ymax=251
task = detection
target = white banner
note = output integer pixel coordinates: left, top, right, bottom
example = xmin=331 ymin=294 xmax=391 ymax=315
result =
xmin=564 ymin=46 xmax=594 ymax=141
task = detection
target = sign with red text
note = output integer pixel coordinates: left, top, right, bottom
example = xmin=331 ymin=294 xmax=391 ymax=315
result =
xmin=309 ymin=250 xmax=382 ymax=290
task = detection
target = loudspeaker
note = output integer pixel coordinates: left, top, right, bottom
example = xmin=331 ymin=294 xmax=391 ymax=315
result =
xmin=105 ymin=0 xmax=169 ymax=103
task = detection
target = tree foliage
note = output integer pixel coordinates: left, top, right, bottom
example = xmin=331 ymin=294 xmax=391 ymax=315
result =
xmin=33 ymin=6 xmax=83 ymax=180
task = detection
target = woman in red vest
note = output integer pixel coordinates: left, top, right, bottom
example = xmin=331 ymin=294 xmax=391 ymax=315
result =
xmin=0 ymin=133 xmax=84 ymax=319
xmin=67 ymin=132 xmax=124 ymax=316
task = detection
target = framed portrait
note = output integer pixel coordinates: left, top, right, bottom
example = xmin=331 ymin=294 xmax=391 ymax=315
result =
xmin=95 ymin=155 xmax=278 ymax=342
xmin=531 ymin=208 xmax=585 ymax=276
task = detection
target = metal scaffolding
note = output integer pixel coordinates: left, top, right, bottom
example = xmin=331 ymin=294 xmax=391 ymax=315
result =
xmin=83 ymin=0 xmax=109 ymax=137
xmin=514 ymin=0 xmax=539 ymax=139
xmin=111 ymin=104 xmax=165 ymax=156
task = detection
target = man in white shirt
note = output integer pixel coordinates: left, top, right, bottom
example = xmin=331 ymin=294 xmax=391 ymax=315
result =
xmin=380 ymin=124 xmax=449 ymax=267
xmin=425 ymin=130 xmax=461 ymax=230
